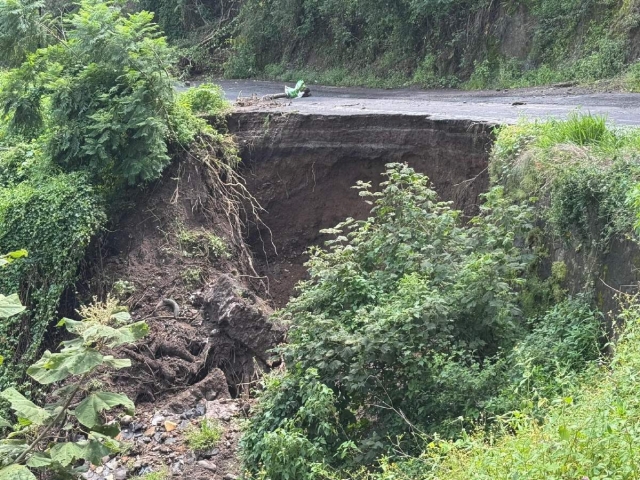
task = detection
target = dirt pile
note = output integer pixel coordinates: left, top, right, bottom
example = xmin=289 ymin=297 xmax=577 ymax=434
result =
xmin=86 ymin=155 xmax=282 ymax=478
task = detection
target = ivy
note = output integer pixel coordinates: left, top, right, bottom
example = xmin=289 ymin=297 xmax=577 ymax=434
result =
xmin=0 ymin=173 xmax=105 ymax=390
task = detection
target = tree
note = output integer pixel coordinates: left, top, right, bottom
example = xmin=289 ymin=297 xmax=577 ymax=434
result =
xmin=0 ymin=0 xmax=176 ymax=185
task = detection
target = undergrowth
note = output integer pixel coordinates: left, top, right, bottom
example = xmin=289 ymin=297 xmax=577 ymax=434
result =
xmin=240 ymin=115 xmax=640 ymax=479
xmin=0 ymin=0 xmax=250 ymax=396
xmin=344 ymin=296 xmax=640 ymax=480
xmin=185 ymin=419 xmax=223 ymax=451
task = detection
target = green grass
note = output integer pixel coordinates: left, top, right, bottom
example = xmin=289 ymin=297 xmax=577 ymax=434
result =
xmin=368 ymin=299 xmax=640 ymax=480
xmin=130 ymin=466 xmax=170 ymax=480
xmin=185 ymin=419 xmax=223 ymax=451
xmin=491 ymin=113 xmax=640 ymax=249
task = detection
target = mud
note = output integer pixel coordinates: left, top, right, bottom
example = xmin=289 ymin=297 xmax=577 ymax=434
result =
xmin=93 ymin=155 xmax=280 ymax=405
xmin=229 ymin=112 xmax=493 ymax=306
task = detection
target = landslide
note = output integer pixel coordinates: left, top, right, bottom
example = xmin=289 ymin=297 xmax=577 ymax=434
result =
xmin=230 ymin=112 xmax=493 ymax=306
xmin=76 ymin=152 xmax=283 ymax=479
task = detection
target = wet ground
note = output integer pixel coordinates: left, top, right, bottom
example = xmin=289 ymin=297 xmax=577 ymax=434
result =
xmin=191 ymin=79 xmax=640 ymax=125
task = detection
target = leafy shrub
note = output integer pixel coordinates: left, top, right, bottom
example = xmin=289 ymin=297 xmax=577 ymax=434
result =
xmin=0 ymin=296 xmax=148 ymax=479
xmin=242 ymin=164 xmax=538 ymax=474
xmin=360 ymin=297 xmax=640 ymax=480
xmin=241 ymin=368 xmax=342 ymax=480
xmin=494 ymin=295 xmax=603 ymax=413
xmin=178 ymin=83 xmax=229 ymax=116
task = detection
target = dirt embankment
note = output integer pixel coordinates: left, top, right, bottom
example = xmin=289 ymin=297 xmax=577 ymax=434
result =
xmin=84 ymin=156 xmax=284 ymax=479
xmin=229 ymin=112 xmax=494 ymax=306
xmin=79 ymin=113 xmax=493 ymax=477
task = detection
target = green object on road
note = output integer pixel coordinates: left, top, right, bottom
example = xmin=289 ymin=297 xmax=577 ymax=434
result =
xmin=285 ymin=80 xmax=307 ymax=98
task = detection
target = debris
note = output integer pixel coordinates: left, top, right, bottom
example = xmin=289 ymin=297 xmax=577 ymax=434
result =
xmin=198 ymin=460 xmax=218 ymax=472
xmin=151 ymin=414 xmax=166 ymax=426
xmin=262 ymin=80 xmax=311 ymax=101
xmin=165 ymin=420 xmax=178 ymax=432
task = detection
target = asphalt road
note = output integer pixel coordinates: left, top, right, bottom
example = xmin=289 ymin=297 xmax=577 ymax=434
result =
xmin=192 ymin=79 xmax=640 ymax=126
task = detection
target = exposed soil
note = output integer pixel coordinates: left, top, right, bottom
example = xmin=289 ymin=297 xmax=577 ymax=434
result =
xmin=229 ymin=112 xmax=493 ymax=307
xmin=84 ymin=156 xmax=285 ymax=478
xmin=78 ymin=106 xmax=640 ymax=478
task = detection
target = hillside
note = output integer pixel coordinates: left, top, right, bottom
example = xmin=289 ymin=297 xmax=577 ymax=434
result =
xmin=147 ymin=0 xmax=640 ymax=89
xmin=3 ymin=1 xmax=640 ymax=480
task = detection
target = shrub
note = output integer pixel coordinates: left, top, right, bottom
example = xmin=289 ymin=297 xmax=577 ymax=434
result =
xmin=242 ymin=164 xmax=538 ymax=473
xmin=0 ymin=296 xmax=148 ymax=479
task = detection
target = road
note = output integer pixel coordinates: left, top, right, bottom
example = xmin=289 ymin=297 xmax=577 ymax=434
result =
xmin=195 ymin=79 xmax=640 ymax=126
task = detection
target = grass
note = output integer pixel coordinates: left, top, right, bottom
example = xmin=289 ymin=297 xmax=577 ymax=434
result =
xmin=177 ymin=227 xmax=230 ymax=259
xmin=185 ymin=418 xmax=223 ymax=451
xmin=490 ymin=113 xmax=640 ymax=248
xmin=130 ymin=466 xmax=170 ymax=480
xmin=181 ymin=266 xmax=203 ymax=288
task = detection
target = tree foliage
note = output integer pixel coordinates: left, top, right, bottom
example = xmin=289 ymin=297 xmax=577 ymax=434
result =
xmin=0 ymin=0 xmax=176 ymax=185
xmin=0 ymin=0 xmax=217 ymax=391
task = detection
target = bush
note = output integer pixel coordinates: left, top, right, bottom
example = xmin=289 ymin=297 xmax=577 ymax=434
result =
xmin=0 ymin=0 xmax=176 ymax=186
xmin=242 ymin=164 xmax=538 ymax=474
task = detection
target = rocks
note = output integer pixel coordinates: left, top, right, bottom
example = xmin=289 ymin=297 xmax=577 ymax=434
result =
xmin=120 ymin=415 xmax=133 ymax=425
xmin=166 ymin=370 xmax=229 ymax=413
xmin=197 ymin=460 xmax=218 ymax=472
xmin=164 ymin=420 xmax=178 ymax=432
xmin=77 ymin=400 xmax=241 ymax=480
xmin=151 ymin=414 xmax=166 ymax=426
xmin=113 ymin=468 xmax=128 ymax=480
xmin=205 ymin=399 xmax=240 ymax=423
xmin=223 ymin=474 xmax=238 ymax=480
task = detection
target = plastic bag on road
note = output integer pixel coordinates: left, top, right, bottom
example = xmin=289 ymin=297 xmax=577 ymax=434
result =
xmin=285 ymin=80 xmax=307 ymax=98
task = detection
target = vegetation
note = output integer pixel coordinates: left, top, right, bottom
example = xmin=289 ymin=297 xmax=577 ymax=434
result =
xmin=0 ymin=0 xmax=232 ymax=394
xmin=0 ymin=293 xmax=147 ymax=479
xmin=219 ymin=0 xmax=640 ymax=89
xmin=185 ymin=419 xmax=223 ymax=451
xmin=491 ymin=114 xmax=640 ymax=249
xmin=240 ymin=115 xmax=640 ymax=479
